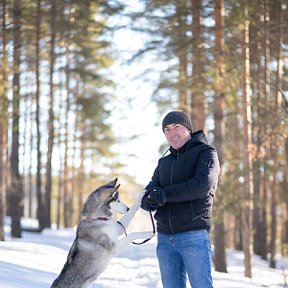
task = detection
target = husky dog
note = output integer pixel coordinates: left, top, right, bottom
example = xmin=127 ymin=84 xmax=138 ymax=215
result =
xmin=51 ymin=179 xmax=153 ymax=288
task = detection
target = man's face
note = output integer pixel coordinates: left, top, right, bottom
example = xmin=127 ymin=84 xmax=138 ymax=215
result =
xmin=163 ymin=123 xmax=191 ymax=150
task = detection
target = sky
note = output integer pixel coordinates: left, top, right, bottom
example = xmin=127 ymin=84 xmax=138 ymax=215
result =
xmin=108 ymin=4 xmax=167 ymax=186
xmin=0 ymin=217 xmax=287 ymax=288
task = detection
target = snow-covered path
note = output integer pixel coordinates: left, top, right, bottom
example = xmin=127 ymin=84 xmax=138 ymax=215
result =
xmin=0 ymin=225 xmax=287 ymax=288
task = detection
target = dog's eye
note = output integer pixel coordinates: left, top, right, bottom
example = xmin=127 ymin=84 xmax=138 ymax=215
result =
xmin=107 ymin=192 xmax=118 ymax=204
xmin=112 ymin=192 xmax=119 ymax=201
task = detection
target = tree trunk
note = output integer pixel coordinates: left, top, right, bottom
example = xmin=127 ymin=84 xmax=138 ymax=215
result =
xmin=270 ymin=143 xmax=279 ymax=268
xmin=35 ymin=0 xmax=44 ymax=228
xmin=213 ymin=0 xmax=227 ymax=273
xmin=22 ymin=76 xmax=30 ymax=218
xmin=252 ymin=6 xmax=262 ymax=257
xmin=176 ymin=3 xmax=188 ymax=111
xmin=259 ymin=0 xmax=270 ymax=261
xmin=260 ymin=160 xmax=268 ymax=260
xmin=253 ymin=156 xmax=261 ymax=256
xmin=63 ymin=64 xmax=71 ymax=228
xmin=241 ymin=11 xmax=253 ymax=278
xmin=63 ymin=7 xmax=73 ymax=228
xmin=190 ymin=0 xmax=205 ymax=130
xmin=270 ymin=1 xmax=283 ymax=268
xmin=28 ymin=113 xmax=33 ymax=218
xmin=57 ymin=169 xmax=63 ymax=228
xmin=0 ymin=0 xmax=8 ymax=241
xmin=77 ymin=126 xmax=85 ymax=223
xmin=44 ymin=0 xmax=57 ymax=228
xmin=10 ymin=0 xmax=22 ymax=238
xmin=234 ymin=208 xmax=243 ymax=251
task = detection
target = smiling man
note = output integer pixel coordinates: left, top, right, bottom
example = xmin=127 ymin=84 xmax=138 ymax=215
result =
xmin=141 ymin=110 xmax=220 ymax=288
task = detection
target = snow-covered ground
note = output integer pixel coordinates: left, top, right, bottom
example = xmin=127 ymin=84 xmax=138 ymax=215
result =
xmin=0 ymin=218 xmax=287 ymax=288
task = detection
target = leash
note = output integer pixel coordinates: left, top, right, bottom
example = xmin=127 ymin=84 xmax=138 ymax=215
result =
xmin=117 ymin=210 xmax=155 ymax=245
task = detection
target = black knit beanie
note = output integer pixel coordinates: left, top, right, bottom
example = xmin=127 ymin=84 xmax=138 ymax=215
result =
xmin=162 ymin=110 xmax=193 ymax=132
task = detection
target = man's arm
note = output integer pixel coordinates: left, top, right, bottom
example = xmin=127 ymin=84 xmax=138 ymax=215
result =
xmin=164 ymin=146 xmax=220 ymax=203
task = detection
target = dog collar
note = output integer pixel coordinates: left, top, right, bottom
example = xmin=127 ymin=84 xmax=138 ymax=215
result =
xmin=97 ymin=217 xmax=109 ymax=221
xmin=86 ymin=216 xmax=109 ymax=221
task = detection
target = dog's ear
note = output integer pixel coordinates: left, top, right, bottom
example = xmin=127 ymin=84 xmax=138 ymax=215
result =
xmin=106 ymin=179 xmax=121 ymax=193
xmin=104 ymin=178 xmax=118 ymax=188
xmin=113 ymin=184 xmax=120 ymax=192
xmin=95 ymin=178 xmax=118 ymax=192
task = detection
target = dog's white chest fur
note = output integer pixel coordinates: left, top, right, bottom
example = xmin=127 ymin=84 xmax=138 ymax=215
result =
xmin=100 ymin=219 xmax=118 ymax=241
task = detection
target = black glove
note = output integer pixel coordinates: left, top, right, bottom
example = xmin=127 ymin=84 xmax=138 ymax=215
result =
xmin=141 ymin=187 xmax=166 ymax=212
xmin=141 ymin=192 xmax=158 ymax=211
xmin=147 ymin=187 xmax=166 ymax=207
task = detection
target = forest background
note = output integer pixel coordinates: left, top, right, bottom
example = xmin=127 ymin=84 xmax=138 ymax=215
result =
xmin=0 ymin=0 xmax=288 ymax=280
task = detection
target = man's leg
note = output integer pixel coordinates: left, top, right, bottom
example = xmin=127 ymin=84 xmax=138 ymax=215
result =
xmin=156 ymin=233 xmax=187 ymax=288
xmin=176 ymin=230 xmax=213 ymax=288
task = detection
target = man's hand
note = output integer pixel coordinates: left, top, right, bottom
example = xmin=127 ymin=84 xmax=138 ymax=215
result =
xmin=147 ymin=187 xmax=166 ymax=207
xmin=141 ymin=187 xmax=166 ymax=211
xmin=141 ymin=192 xmax=157 ymax=211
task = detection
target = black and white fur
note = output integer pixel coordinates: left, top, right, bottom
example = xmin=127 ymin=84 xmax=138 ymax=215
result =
xmin=51 ymin=179 xmax=153 ymax=288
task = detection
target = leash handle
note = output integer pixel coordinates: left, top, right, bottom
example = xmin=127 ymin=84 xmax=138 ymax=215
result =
xmin=117 ymin=210 xmax=155 ymax=245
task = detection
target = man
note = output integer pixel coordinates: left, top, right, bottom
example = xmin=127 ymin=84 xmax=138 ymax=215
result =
xmin=141 ymin=110 xmax=220 ymax=288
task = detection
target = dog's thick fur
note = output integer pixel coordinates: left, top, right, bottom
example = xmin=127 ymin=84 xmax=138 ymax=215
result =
xmin=51 ymin=179 xmax=153 ymax=288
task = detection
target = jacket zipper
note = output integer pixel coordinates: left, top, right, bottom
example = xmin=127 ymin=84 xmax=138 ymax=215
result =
xmin=168 ymin=151 xmax=179 ymax=234
xmin=170 ymin=151 xmax=179 ymax=183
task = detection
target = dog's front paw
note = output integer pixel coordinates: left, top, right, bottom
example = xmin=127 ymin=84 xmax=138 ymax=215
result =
xmin=141 ymin=231 xmax=154 ymax=239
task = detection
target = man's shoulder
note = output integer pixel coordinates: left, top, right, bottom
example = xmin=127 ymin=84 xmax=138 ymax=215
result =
xmin=188 ymin=142 xmax=219 ymax=162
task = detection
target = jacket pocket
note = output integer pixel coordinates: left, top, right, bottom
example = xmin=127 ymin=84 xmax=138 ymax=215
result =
xmin=189 ymin=201 xmax=206 ymax=221
xmin=170 ymin=203 xmax=193 ymax=226
xmin=189 ymin=201 xmax=196 ymax=218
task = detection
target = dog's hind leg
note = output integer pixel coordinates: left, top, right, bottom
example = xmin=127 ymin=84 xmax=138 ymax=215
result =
xmin=117 ymin=191 xmax=145 ymax=235
xmin=115 ymin=231 xmax=154 ymax=254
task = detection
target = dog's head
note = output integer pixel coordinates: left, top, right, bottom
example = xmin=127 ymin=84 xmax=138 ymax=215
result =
xmin=81 ymin=178 xmax=129 ymax=218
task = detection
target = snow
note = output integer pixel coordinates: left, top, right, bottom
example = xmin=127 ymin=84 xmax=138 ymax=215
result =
xmin=1 ymin=219 xmax=287 ymax=288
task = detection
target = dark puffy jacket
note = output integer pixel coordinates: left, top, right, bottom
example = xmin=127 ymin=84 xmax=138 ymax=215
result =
xmin=145 ymin=130 xmax=220 ymax=234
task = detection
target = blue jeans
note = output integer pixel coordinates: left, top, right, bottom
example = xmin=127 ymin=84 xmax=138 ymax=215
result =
xmin=156 ymin=230 xmax=213 ymax=288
